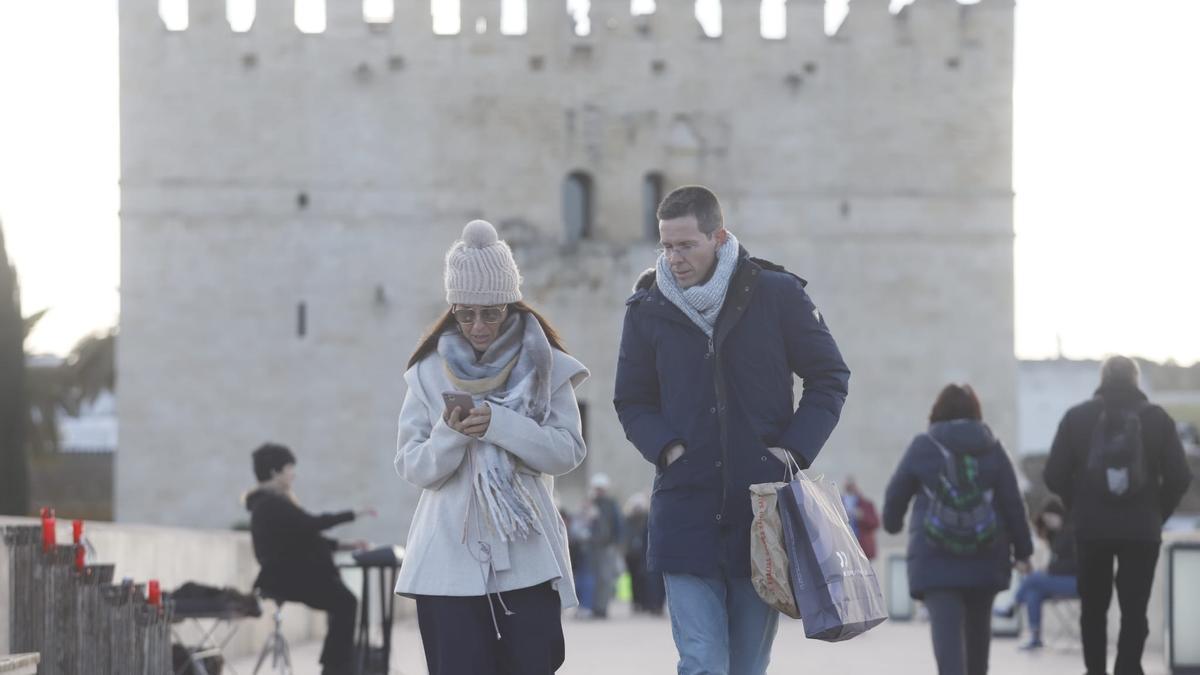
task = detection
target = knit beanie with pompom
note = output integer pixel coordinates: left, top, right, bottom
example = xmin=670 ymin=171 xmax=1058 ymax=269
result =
xmin=444 ymin=220 xmax=523 ymax=306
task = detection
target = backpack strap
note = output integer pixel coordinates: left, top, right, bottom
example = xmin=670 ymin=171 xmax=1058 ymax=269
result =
xmin=924 ymin=433 xmax=995 ymax=500
xmin=919 ymin=434 xmax=956 ymax=499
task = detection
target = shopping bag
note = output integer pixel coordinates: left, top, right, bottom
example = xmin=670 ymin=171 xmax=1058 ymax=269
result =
xmin=749 ymin=481 xmax=802 ymax=619
xmin=778 ymin=468 xmax=888 ymax=641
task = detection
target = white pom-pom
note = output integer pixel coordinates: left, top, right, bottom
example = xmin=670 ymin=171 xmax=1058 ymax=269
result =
xmin=461 ymin=220 xmax=499 ymax=248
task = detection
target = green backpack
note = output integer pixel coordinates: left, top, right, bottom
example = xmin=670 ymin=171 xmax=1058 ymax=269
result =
xmin=921 ymin=436 xmax=998 ymax=556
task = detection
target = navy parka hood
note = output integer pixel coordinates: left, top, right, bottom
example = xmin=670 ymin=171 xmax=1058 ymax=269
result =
xmin=928 ymin=419 xmax=997 ymax=457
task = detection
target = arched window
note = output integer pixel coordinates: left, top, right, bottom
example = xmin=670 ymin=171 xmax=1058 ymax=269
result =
xmin=563 ymin=171 xmax=593 ymax=243
xmin=643 ymin=172 xmax=664 ymax=241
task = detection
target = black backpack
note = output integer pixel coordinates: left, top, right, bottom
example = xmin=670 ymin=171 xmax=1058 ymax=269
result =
xmin=1086 ymin=402 xmax=1151 ymax=502
xmin=921 ymin=436 xmax=999 ymax=556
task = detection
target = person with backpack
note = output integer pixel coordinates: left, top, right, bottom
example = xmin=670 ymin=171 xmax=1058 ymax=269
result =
xmin=883 ymin=384 xmax=1033 ymax=675
xmin=1043 ymin=356 xmax=1193 ymax=675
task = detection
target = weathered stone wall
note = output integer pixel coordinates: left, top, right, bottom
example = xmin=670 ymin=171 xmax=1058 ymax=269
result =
xmin=118 ymin=0 xmax=1016 ymax=546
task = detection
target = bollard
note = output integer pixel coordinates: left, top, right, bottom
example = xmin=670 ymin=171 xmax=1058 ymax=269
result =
xmin=2 ymin=526 xmax=174 ymax=675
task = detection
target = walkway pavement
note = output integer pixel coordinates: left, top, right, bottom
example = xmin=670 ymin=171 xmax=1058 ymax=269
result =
xmin=231 ymin=601 xmax=1168 ymax=674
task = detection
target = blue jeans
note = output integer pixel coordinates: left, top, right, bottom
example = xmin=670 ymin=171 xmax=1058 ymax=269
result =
xmin=664 ymin=573 xmax=780 ymax=675
xmin=1015 ymin=572 xmax=1078 ymax=634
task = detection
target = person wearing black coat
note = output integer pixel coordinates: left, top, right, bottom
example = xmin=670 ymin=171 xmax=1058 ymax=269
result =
xmin=995 ymin=498 xmax=1079 ymax=650
xmin=622 ymin=494 xmax=664 ymax=615
xmin=245 ymin=443 xmax=375 ymax=675
xmin=883 ymin=384 xmax=1033 ymax=675
xmin=1043 ymin=356 xmax=1193 ymax=675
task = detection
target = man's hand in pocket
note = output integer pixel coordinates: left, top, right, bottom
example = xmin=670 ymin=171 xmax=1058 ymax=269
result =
xmin=662 ymin=444 xmax=685 ymax=468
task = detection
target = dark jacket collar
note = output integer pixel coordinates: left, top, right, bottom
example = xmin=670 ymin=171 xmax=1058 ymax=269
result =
xmin=1094 ymin=382 xmax=1149 ymax=408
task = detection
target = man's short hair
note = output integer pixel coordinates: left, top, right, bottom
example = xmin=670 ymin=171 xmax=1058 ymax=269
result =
xmin=656 ymin=185 xmax=724 ymax=236
xmin=253 ymin=443 xmax=296 ymax=482
xmin=1100 ymin=355 xmax=1140 ymax=388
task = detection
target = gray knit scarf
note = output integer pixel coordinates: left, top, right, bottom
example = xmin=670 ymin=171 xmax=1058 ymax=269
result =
xmin=656 ymin=231 xmax=740 ymax=337
xmin=438 ymin=312 xmax=552 ymax=541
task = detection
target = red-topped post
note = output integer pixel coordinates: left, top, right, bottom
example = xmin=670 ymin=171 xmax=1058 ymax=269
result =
xmin=40 ymin=507 xmax=56 ymax=553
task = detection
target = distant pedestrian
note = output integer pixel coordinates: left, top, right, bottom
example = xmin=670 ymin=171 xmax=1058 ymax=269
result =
xmin=1044 ymin=356 xmax=1192 ymax=675
xmin=883 ymin=384 xmax=1033 ymax=675
xmin=585 ymin=473 xmax=623 ymax=619
xmin=842 ymin=475 xmax=880 ymax=560
xmin=623 ymin=493 xmax=665 ymax=615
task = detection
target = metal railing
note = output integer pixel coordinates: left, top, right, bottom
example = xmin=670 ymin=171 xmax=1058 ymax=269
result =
xmin=3 ymin=526 xmax=173 ymax=675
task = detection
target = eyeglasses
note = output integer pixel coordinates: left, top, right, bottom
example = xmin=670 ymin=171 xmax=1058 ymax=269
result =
xmin=655 ymin=241 xmax=701 ymax=259
xmin=452 ymin=305 xmax=507 ymax=325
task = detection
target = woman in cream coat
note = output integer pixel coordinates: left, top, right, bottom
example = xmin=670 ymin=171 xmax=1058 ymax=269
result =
xmin=394 ymin=220 xmax=588 ymax=675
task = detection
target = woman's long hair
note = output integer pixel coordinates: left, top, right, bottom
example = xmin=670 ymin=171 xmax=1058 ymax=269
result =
xmin=407 ymin=301 xmax=569 ymax=369
xmin=928 ymin=383 xmax=983 ymax=424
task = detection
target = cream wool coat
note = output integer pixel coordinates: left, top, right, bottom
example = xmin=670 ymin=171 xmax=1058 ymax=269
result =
xmin=393 ymin=348 xmax=588 ymax=609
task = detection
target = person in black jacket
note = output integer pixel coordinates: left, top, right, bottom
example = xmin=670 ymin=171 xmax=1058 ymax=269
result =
xmin=622 ymin=493 xmax=665 ymax=616
xmin=995 ymin=498 xmax=1079 ymax=650
xmin=245 ymin=443 xmax=375 ymax=675
xmin=883 ymin=384 xmax=1033 ymax=675
xmin=1043 ymin=356 xmax=1193 ymax=675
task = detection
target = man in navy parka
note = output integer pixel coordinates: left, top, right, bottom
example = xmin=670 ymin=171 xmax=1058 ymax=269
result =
xmin=614 ymin=185 xmax=850 ymax=675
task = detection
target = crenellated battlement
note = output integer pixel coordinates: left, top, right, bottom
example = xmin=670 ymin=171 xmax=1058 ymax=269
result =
xmin=127 ymin=0 xmax=1012 ymax=47
xmin=119 ymin=0 xmax=1015 ymax=234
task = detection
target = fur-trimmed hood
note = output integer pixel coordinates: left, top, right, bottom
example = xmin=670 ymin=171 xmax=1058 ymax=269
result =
xmin=633 ymin=268 xmax=657 ymax=292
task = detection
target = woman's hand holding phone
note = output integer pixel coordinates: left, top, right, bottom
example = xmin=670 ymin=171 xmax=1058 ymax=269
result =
xmin=443 ymin=392 xmax=491 ymax=438
xmin=458 ymin=405 xmax=491 ymax=438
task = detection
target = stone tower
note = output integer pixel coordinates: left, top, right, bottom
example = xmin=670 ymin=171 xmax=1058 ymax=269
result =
xmin=118 ymin=0 xmax=1016 ymax=543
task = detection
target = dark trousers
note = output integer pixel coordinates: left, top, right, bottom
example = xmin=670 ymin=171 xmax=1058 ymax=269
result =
xmin=924 ymin=589 xmax=996 ymax=675
xmin=1077 ymin=539 xmax=1161 ymax=675
xmin=626 ymin=553 xmax=665 ymax=613
xmin=283 ymin=577 xmax=357 ymax=673
xmin=415 ymin=582 xmax=565 ymax=675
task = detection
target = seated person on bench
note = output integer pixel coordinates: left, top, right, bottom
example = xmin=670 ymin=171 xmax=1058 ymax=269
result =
xmin=245 ymin=443 xmax=376 ymax=675
xmin=995 ymin=498 xmax=1079 ymax=650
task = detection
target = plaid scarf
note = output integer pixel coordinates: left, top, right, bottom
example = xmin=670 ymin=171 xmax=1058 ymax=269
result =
xmin=438 ymin=313 xmax=552 ymax=541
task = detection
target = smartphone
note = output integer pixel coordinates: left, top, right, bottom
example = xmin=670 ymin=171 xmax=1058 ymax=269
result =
xmin=442 ymin=391 xmax=475 ymax=418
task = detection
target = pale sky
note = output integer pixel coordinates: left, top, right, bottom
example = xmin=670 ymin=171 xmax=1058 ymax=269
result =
xmin=0 ymin=0 xmax=1196 ymax=363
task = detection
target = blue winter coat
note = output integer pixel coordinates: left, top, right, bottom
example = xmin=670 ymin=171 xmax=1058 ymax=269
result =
xmin=613 ymin=248 xmax=850 ymax=577
xmin=882 ymin=420 xmax=1034 ymax=599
